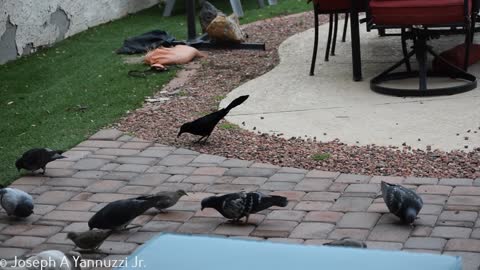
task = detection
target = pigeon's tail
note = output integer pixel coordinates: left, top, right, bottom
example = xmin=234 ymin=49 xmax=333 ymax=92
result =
xmin=267 ymin=195 xmax=288 ymax=207
xmin=225 ymin=95 xmax=249 ymax=111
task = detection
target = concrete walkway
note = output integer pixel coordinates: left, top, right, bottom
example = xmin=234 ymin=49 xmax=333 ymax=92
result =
xmin=221 ymin=20 xmax=480 ymax=152
xmin=0 ymin=129 xmax=479 ymax=269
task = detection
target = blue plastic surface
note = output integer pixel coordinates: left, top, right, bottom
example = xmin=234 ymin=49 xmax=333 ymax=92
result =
xmin=115 ymin=234 xmax=462 ymax=270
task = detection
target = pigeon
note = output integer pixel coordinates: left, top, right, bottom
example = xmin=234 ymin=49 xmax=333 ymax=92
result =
xmin=2 ymin=250 xmax=80 ymax=270
xmin=154 ymin=190 xmax=188 ymax=212
xmin=88 ymin=194 xmax=168 ymax=230
xmin=324 ymin=237 xmax=367 ymax=248
xmin=0 ymin=187 xmax=34 ymax=218
xmin=67 ymin=229 xmax=113 ymax=250
xmin=16 ymin=148 xmax=66 ymax=174
xmin=201 ymin=191 xmax=288 ymax=223
xmin=381 ymin=181 xmax=423 ymax=224
xmin=177 ymin=95 xmax=249 ymax=143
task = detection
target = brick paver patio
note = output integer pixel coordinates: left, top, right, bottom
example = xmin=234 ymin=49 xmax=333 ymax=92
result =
xmin=1 ymin=129 xmax=479 ymax=269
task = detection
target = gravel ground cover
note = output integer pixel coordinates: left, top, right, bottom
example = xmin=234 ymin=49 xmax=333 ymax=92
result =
xmin=117 ymin=12 xmax=480 ymax=178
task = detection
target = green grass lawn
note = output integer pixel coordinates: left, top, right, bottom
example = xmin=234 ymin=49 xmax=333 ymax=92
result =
xmin=0 ymin=0 xmax=310 ymax=185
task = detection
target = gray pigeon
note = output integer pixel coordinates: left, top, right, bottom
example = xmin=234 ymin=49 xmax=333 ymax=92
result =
xmin=16 ymin=148 xmax=66 ymax=174
xmin=0 ymin=187 xmax=34 ymax=218
xmin=67 ymin=229 xmax=113 ymax=250
xmin=88 ymin=194 xmax=169 ymax=230
xmin=154 ymin=190 xmax=188 ymax=212
xmin=381 ymin=181 xmax=423 ymax=224
xmin=324 ymin=237 xmax=367 ymax=248
xmin=198 ymin=1 xmax=223 ymax=32
xmin=201 ymin=191 xmax=288 ymax=223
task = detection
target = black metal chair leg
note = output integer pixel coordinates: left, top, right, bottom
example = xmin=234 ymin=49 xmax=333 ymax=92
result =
xmin=401 ymin=28 xmax=411 ymax=72
xmin=342 ymin=13 xmax=349 ymax=42
xmin=464 ymin=28 xmax=471 ymax=71
xmin=414 ymin=37 xmax=428 ymax=91
xmin=309 ymin=5 xmax=319 ymax=76
xmin=331 ymin=13 xmax=339 ymax=56
xmin=325 ymin=13 xmax=334 ymax=61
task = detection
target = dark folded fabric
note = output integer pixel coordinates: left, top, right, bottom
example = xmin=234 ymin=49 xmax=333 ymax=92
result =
xmin=432 ymin=43 xmax=480 ymax=74
xmin=116 ymin=30 xmax=179 ymax=54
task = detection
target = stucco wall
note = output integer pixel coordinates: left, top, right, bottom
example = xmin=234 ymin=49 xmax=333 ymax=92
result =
xmin=0 ymin=0 xmax=160 ymax=64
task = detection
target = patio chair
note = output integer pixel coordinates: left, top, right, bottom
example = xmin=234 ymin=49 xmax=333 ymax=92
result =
xmin=368 ymin=0 xmax=478 ymax=96
xmin=310 ymin=1 xmax=357 ymax=75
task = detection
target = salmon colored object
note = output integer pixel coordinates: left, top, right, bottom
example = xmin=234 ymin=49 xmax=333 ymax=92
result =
xmin=433 ymin=43 xmax=480 ymax=73
xmin=144 ymin=45 xmax=207 ymax=69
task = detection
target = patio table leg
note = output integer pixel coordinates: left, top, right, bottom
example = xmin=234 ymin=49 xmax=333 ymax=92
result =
xmin=349 ymin=7 xmax=362 ymax=81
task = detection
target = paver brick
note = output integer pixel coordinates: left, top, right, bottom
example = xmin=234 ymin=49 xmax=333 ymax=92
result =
xmin=57 ymin=201 xmax=96 ymax=211
xmin=370 ymin=176 xmax=404 ymax=184
xmin=73 ymin=158 xmax=110 ymax=170
xmin=305 ymin=170 xmax=340 ymax=179
xmin=404 ymin=237 xmax=447 ymax=250
xmin=32 ymin=204 xmax=56 ymax=215
xmin=335 ymin=174 xmax=371 ymax=184
xmin=337 ymin=212 xmax=381 ymax=229
xmin=90 ymin=129 xmax=123 ymax=140
xmin=206 ymin=184 xmax=258 ymax=193
xmin=3 ymin=236 xmax=46 ymax=248
xmin=139 ymin=221 xmax=181 ymax=232
xmin=114 ymin=164 xmax=150 ymax=173
xmin=45 ymin=177 xmax=96 ymax=187
xmin=261 ymin=182 xmax=296 ymax=191
xmin=290 ymin=222 xmax=334 ymax=239
xmin=78 ymin=140 xmax=123 ymax=148
xmin=404 ymin=177 xmax=438 ymax=185
xmin=46 ymin=160 xmax=75 ymax=169
xmin=251 ymin=220 xmax=298 ymax=238
xmin=448 ymin=196 xmax=480 ymax=206
xmin=345 ymin=184 xmax=380 ymax=194
xmin=232 ymin=177 xmax=268 ymax=185
xmin=43 ymin=169 xmax=76 ymax=177
xmin=86 ymin=180 xmax=125 ymax=192
xmin=183 ymin=175 xmax=218 ymax=184
xmin=415 ymin=215 xmax=438 ymax=227
xmin=439 ymin=178 xmax=473 ymax=186
xmin=43 ymin=211 xmax=94 ymax=222
xmin=302 ymin=192 xmax=340 ymax=201
xmin=268 ymin=238 xmax=305 ymax=244
xmin=417 ymin=185 xmax=452 ymax=195
xmin=126 ymin=231 xmax=159 ymax=244
xmin=328 ymin=183 xmax=348 ymax=192
xmin=72 ymin=170 xmax=106 ymax=179
xmin=328 ymin=228 xmax=370 ymax=240
xmin=266 ymin=210 xmax=306 ymax=221
xmin=412 ymin=226 xmax=433 ymax=237
xmin=159 ymin=155 xmax=197 ymax=166
xmin=0 ymin=247 xmax=29 ymax=259
xmin=294 ymin=201 xmax=332 ymax=211
xmin=268 ymin=173 xmax=304 ymax=182
xmin=368 ymin=224 xmax=412 ymax=242
xmin=452 ymin=186 xmax=480 ymax=196
xmin=225 ymin=167 xmax=277 ymax=178
xmin=192 ymin=167 xmax=227 ymax=176
xmin=177 ymin=218 xmax=223 ymax=234
xmin=100 ymin=163 xmax=120 ymax=171
xmin=365 ymin=241 xmax=403 ymax=250
xmin=439 ymin=211 xmax=478 ymax=222
xmin=35 ymin=191 xmax=76 ymax=205
xmin=277 ymin=167 xmax=307 ymax=174
xmin=294 ymin=179 xmax=332 ymax=191
xmin=445 ymin=239 xmax=480 ymax=252
xmin=120 ymin=142 xmax=152 ymax=149
xmin=431 ymin=226 xmax=472 ymax=238
xmin=99 ymin=241 xmax=138 ymax=254
xmin=214 ymin=223 xmax=256 ymax=236
xmin=88 ymin=193 xmax=136 ymax=203
xmin=95 ymin=148 xmax=140 ymax=156
xmin=192 ymin=154 xmax=226 ymax=164
xmin=422 ymin=194 xmax=448 ymax=205
xmin=269 ymin=191 xmax=306 ymax=201
xmin=219 ymin=159 xmax=254 ymax=168
xmin=303 ymin=211 xmax=344 ymax=223
xmin=118 ymin=185 xmax=153 ymax=194
xmin=103 ymin=172 xmax=139 ymax=180
xmin=471 ymin=228 xmax=480 ymax=239
xmin=130 ymin=174 xmax=170 ymax=186
xmin=116 ymin=156 xmax=158 ymax=165
xmin=367 ymin=203 xmax=389 ymax=213
xmin=419 ymin=204 xmax=443 ymax=215
xmin=153 ymin=211 xmax=194 ymax=222
xmin=330 ymin=197 xmax=373 ymax=212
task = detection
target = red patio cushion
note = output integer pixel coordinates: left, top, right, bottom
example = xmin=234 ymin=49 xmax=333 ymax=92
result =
xmin=370 ymin=0 xmax=470 ymax=26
